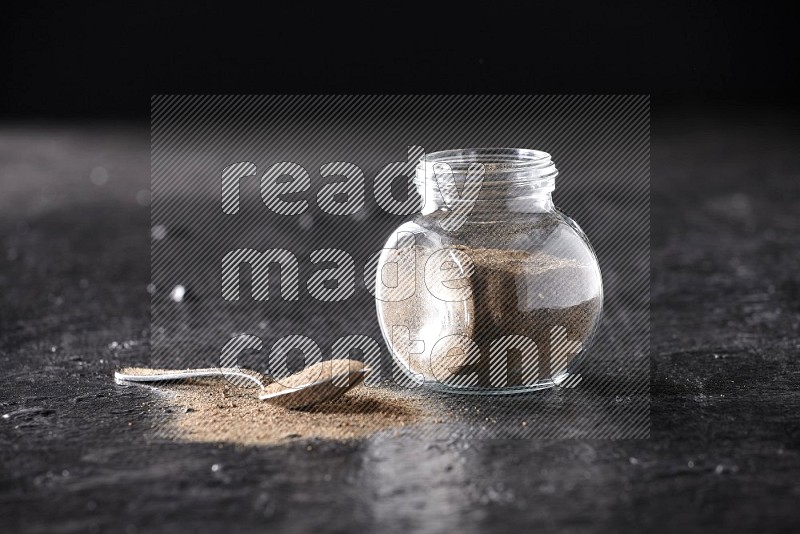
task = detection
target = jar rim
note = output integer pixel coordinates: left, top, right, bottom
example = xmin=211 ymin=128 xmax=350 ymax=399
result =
xmin=415 ymin=147 xmax=558 ymax=194
xmin=419 ymin=148 xmax=553 ymax=172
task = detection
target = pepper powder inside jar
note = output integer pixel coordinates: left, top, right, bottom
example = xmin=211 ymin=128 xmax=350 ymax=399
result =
xmin=375 ymin=149 xmax=603 ymax=394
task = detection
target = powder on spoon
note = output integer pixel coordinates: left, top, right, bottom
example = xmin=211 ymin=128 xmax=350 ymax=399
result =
xmin=259 ymin=359 xmax=366 ymax=395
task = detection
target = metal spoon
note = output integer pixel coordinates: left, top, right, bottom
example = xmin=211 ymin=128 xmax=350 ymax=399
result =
xmin=114 ymin=359 xmax=369 ymax=410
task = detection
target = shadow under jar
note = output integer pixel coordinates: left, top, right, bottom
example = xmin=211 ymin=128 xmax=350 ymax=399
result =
xmin=375 ymin=148 xmax=603 ymax=394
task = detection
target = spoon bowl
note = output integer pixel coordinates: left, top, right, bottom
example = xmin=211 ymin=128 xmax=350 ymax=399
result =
xmin=258 ymin=368 xmax=368 ymax=409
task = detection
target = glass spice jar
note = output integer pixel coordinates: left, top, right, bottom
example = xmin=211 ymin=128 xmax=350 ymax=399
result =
xmin=375 ymin=148 xmax=603 ymax=394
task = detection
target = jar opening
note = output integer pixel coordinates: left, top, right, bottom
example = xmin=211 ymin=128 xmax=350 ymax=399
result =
xmin=415 ymin=148 xmax=557 ymax=209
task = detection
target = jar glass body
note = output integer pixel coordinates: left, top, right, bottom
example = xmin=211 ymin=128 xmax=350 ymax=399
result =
xmin=375 ymin=149 xmax=603 ymax=394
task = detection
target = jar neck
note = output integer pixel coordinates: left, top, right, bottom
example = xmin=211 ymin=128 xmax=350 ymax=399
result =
xmin=419 ymin=192 xmax=555 ymax=217
xmin=415 ymin=148 xmax=558 ymax=216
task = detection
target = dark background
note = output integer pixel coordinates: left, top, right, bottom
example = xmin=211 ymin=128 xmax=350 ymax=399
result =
xmin=2 ymin=1 xmax=799 ymax=118
xmin=2 ymin=2 xmax=800 ymax=533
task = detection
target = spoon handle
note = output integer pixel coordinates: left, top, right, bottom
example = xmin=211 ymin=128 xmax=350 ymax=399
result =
xmin=114 ymin=367 xmax=267 ymax=389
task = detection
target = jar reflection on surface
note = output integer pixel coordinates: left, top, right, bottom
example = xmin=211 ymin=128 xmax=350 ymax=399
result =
xmin=375 ymin=149 xmax=603 ymax=394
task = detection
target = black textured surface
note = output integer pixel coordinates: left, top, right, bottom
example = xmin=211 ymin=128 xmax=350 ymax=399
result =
xmin=2 ymin=108 xmax=800 ymax=533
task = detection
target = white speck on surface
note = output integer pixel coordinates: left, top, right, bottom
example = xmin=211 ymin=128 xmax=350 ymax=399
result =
xmin=211 ymin=464 xmax=221 ymax=472
xmin=629 ymin=457 xmax=639 ymax=465
xmin=90 ymin=166 xmax=109 ymax=186
xmin=170 ymin=285 xmax=186 ymax=303
xmin=2 ymin=414 xmax=9 ymax=420
xmin=715 ymin=464 xmax=724 ymax=474
xmin=687 ymin=460 xmax=695 ymax=468
xmin=110 ymin=340 xmax=137 ymax=350
xmin=146 ymin=283 xmax=156 ymax=295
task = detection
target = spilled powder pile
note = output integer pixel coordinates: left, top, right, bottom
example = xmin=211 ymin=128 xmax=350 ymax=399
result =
xmin=144 ymin=379 xmax=433 ymax=445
